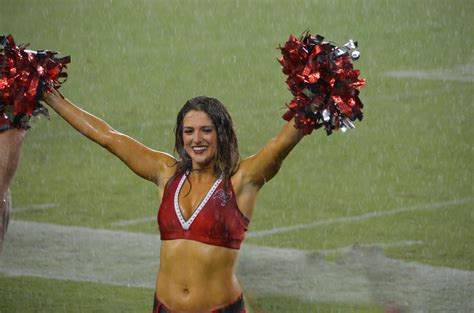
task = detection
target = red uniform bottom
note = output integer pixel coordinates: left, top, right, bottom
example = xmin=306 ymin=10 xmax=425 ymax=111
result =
xmin=152 ymin=293 xmax=246 ymax=313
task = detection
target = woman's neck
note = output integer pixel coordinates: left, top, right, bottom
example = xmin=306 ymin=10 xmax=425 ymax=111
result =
xmin=188 ymin=166 xmax=219 ymax=183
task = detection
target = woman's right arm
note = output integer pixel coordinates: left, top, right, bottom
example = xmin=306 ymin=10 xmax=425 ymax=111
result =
xmin=43 ymin=89 xmax=176 ymax=185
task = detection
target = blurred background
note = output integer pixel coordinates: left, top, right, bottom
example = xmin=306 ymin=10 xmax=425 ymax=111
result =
xmin=1 ymin=1 xmax=472 ymax=312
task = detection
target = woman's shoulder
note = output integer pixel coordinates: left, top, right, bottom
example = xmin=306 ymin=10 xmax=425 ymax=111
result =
xmin=231 ymin=156 xmax=261 ymax=185
xmin=230 ymin=161 xmax=260 ymax=193
xmin=157 ymin=161 xmax=180 ymax=189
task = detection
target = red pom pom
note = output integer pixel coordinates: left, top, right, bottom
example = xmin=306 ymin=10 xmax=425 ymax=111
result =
xmin=279 ymin=32 xmax=366 ymax=135
xmin=0 ymin=34 xmax=70 ymax=129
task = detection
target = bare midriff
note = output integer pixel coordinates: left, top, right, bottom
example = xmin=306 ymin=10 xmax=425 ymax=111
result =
xmin=156 ymin=239 xmax=242 ymax=313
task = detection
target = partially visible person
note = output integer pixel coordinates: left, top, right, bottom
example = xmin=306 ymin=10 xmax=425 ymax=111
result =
xmin=0 ymin=33 xmax=69 ymax=253
xmin=0 ymin=111 xmax=27 ymax=253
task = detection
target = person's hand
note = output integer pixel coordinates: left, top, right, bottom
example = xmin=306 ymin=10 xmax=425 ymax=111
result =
xmin=42 ymin=87 xmax=64 ymax=106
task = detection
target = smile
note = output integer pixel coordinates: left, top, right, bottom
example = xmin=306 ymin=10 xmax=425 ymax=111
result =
xmin=192 ymin=146 xmax=208 ymax=154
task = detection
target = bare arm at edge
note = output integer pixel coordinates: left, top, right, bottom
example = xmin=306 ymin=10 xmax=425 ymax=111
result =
xmin=43 ymin=89 xmax=176 ymax=186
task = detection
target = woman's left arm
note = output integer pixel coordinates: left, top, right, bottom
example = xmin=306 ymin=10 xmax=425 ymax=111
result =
xmin=238 ymin=118 xmax=305 ymax=189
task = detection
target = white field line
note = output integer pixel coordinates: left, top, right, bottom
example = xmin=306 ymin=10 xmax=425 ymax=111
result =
xmin=1 ymin=220 xmax=473 ymax=311
xmin=318 ymin=240 xmax=424 ymax=255
xmin=12 ymin=203 xmax=60 ymax=213
xmin=247 ymin=197 xmax=474 ymax=238
xmin=112 ymin=216 xmax=156 ymax=226
xmin=111 ymin=198 xmax=474 ymax=234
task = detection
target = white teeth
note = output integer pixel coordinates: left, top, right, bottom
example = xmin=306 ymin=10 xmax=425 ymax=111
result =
xmin=193 ymin=146 xmax=207 ymax=151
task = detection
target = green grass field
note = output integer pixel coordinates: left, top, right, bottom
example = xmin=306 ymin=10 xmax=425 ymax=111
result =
xmin=1 ymin=0 xmax=473 ymax=312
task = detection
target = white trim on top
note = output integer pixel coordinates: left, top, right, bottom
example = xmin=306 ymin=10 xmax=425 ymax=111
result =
xmin=174 ymin=172 xmax=223 ymax=230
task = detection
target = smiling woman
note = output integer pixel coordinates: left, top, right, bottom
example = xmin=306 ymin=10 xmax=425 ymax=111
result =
xmin=173 ymin=96 xmax=239 ymax=190
xmin=183 ymin=111 xmax=218 ymax=169
xmin=43 ymin=89 xmax=304 ymax=312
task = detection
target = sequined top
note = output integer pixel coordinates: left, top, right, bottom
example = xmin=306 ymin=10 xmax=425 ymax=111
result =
xmin=158 ymin=172 xmax=249 ymax=250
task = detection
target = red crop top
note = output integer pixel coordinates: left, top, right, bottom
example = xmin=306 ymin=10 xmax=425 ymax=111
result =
xmin=157 ymin=172 xmax=250 ymax=250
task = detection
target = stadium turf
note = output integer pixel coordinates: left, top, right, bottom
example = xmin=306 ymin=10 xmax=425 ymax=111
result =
xmin=1 ymin=0 xmax=472 ymax=312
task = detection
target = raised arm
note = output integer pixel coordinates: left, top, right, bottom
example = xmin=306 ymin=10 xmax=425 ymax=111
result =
xmin=238 ymin=118 xmax=304 ymax=189
xmin=43 ymin=89 xmax=176 ymax=186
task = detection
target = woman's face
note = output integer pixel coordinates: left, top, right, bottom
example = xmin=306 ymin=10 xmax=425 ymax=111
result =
xmin=182 ymin=110 xmax=218 ymax=170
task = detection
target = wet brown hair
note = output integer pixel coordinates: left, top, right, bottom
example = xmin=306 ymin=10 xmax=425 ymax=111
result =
xmin=170 ymin=96 xmax=240 ymax=189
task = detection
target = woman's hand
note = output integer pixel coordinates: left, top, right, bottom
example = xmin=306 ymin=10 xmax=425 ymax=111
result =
xmin=42 ymin=87 xmax=64 ymax=107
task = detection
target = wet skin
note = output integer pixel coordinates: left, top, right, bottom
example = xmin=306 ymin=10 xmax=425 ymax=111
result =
xmin=0 ymin=128 xmax=26 ymax=253
xmin=43 ymin=90 xmax=304 ymax=312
